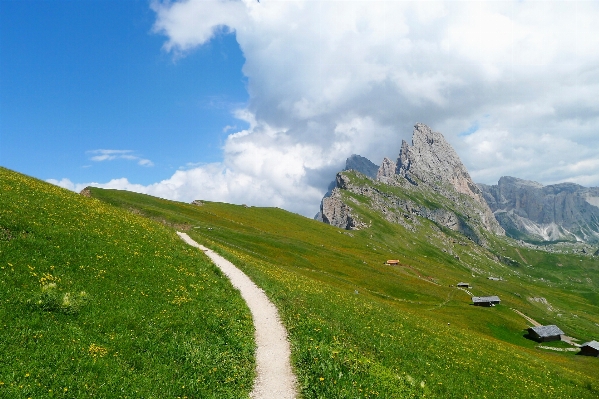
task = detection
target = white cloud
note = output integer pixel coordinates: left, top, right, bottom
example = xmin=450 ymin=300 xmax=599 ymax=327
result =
xmin=87 ymin=149 xmax=154 ymax=167
xmin=52 ymin=1 xmax=599 ymax=217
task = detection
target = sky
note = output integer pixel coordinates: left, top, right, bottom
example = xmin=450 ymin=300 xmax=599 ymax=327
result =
xmin=2 ymin=0 xmax=599 ymax=218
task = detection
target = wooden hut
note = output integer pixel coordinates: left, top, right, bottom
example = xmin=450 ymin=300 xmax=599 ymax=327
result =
xmin=457 ymin=282 xmax=470 ymax=288
xmin=472 ymin=296 xmax=500 ymax=307
xmin=527 ymin=325 xmax=564 ymax=342
xmin=385 ymin=260 xmax=400 ymax=265
xmin=579 ymin=341 xmax=599 ymax=357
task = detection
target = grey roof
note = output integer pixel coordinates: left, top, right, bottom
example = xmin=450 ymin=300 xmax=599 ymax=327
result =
xmin=529 ymin=325 xmax=564 ymax=337
xmin=582 ymin=340 xmax=599 ymax=350
xmin=457 ymin=282 xmax=470 ymax=285
xmin=472 ymin=296 xmax=500 ymax=303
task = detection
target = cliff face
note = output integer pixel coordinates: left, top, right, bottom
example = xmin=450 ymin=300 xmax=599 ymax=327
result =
xmin=319 ymin=123 xmax=504 ymax=245
xmin=396 ymin=124 xmax=480 ymax=198
xmin=392 ymin=123 xmax=503 ymax=235
xmin=315 ymin=155 xmax=379 ymax=222
xmin=479 ymin=177 xmax=599 ymax=243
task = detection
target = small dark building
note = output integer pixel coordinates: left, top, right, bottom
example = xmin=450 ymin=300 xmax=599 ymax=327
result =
xmin=457 ymin=282 xmax=470 ymax=288
xmin=527 ymin=325 xmax=564 ymax=342
xmin=472 ymin=296 xmax=500 ymax=307
xmin=579 ymin=340 xmax=599 ymax=357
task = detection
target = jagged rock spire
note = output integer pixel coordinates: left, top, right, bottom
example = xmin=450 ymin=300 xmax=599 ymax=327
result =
xmin=376 ymin=157 xmax=396 ymax=183
xmin=393 ymin=123 xmax=503 ymax=234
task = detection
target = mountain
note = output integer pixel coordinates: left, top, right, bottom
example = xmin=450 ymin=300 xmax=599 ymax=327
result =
xmin=314 ymin=154 xmax=379 ymax=221
xmin=479 ymin=176 xmax=599 ymax=243
xmin=319 ymin=123 xmax=503 ymax=245
xmin=344 ymin=154 xmax=380 ymax=179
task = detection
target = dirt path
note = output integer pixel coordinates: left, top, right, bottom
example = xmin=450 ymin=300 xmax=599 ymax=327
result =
xmin=511 ymin=308 xmax=581 ymax=347
xmin=177 ymin=232 xmax=297 ymax=399
xmin=511 ymin=308 xmax=542 ymax=326
xmin=514 ymin=248 xmax=528 ymax=265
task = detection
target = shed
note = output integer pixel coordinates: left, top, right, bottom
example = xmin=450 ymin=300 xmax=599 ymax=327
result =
xmin=579 ymin=340 xmax=599 ymax=357
xmin=472 ymin=296 xmax=500 ymax=307
xmin=385 ymin=260 xmax=400 ymax=265
xmin=527 ymin=325 xmax=564 ymax=342
xmin=457 ymin=282 xmax=470 ymax=288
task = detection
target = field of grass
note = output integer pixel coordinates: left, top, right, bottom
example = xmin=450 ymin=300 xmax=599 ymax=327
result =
xmin=0 ymin=168 xmax=255 ymax=398
xmin=88 ymin=185 xmax=599 ymax=398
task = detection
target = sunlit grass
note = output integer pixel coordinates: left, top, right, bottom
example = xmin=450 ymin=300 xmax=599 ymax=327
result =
xmin=88 ymin=185 xmax=599 ymax=398
xmin=0 ymin=167 xmax=254 ymax=398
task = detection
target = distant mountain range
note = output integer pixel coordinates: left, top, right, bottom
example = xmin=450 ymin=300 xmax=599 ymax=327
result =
xmin=479 ymin=177 xmax=599 ymax=244
xmin=317 ymin=123 xmax=599 ymax=245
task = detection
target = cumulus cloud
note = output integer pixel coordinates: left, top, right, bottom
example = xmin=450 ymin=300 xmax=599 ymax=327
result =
xmin=52 ymin=1 xmax=599 ymax=216
xmin=87 ymin=149 xmax=154 ymax=167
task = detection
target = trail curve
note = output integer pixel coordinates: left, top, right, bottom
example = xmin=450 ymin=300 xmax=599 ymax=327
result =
xmin=177 ymin=232 xmax=297 ymax=399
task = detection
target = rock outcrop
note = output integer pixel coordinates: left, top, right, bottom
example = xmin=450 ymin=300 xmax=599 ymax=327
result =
xmin=321 ymin=188 xmax=366 ymax=230
xmin=79 ymin=187 xmax=92 ymax=197
xmin=376 ymin=157 xmax=396 ymax=184
xmin=479 ymin=177 xmax=599 ymax=243
xmin=315 ymin=155 xmax=379 ymax=221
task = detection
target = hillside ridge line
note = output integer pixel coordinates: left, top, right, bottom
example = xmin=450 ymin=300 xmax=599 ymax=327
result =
xmin=176 ymin=232 xmax=297 ymax=399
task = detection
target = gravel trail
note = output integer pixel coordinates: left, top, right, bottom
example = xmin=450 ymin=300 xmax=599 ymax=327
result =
xmin=177 ymin=232 xmax=297 ymax=399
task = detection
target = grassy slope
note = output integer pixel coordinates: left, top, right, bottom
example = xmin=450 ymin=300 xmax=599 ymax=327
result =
xmin=0 ymin=168 xmax=254 ymax=398
xmin=89 ymin=186 xmax=599 ymax=398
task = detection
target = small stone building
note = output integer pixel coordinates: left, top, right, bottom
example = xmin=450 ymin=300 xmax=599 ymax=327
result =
xmin=527 ymin=325 xmax=564 ymax=342
xmin=385 ymin=260 xmax=400 ymax=265
xmin=579 ymin=340 xmax=599 ymax=357
xmin=472 ymin=296 xmax=500 ymax=307
xmin=457 ymin=282 xmax=470 ymax=288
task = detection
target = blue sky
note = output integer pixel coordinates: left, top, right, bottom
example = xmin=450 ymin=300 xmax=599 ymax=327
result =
xmin=1 ymin=0 xmax=247 ymax=185
xmin=2 ymin=1 xmax=599 ymax=217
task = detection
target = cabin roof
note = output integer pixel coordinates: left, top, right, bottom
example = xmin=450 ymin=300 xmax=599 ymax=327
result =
xmin=582 ymin=340 xmax=599 ymax=350
xmin=529 ymin=325 xmax=564 ymax=337
xmin=472 ymin=296 xmax=500 ymax=303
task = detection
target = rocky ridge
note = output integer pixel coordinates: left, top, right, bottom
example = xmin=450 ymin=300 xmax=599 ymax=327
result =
xmin=479 ymin=177 xmax=599 ymax=243
xmin=319 ymin=123 xmax=504 ymax=245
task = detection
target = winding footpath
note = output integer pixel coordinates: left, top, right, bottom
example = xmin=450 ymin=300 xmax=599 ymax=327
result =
xmin=177 ymin=232 xmax=297 ymax=399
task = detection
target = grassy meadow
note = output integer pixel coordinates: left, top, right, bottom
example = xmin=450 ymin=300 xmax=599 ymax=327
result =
xmin=0 ymin=168 xmax=254 ymax=398
xmin=87 ymin=183 xmax=599 ymax=398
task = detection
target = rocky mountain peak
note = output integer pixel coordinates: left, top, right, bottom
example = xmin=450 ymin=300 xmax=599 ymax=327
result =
xmin=395 ymin=123 xmax=484 ymax=203
xmin=497 ymin=176 xmax=544 ymax=189
xmin=320 ymin=123 xmax=504 ymax=241
xmin=344 ymin=154 xmax=379 ymax=179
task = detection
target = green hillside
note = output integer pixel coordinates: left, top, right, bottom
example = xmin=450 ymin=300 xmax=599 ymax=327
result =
xmin=88 ymin=182 xmax=599 ymax=398
xmin=0 ymin=168 xmax=254 ymax=398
